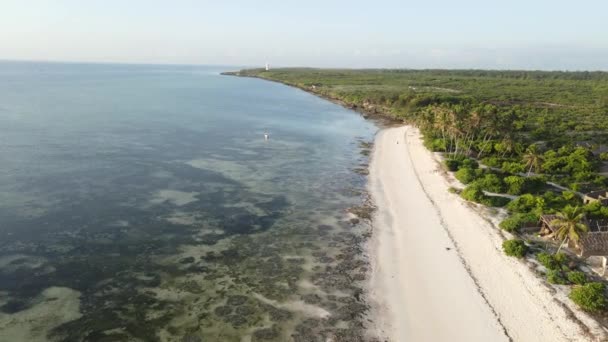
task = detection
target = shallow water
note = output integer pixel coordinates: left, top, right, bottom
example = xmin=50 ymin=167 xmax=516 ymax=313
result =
xmin=0 ymin=62 xmax=377 ymax=341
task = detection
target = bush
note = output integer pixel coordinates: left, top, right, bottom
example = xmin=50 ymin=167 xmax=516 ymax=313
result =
xmin=554 ymin=252 xmax=569 ymax=266
xmin=499 ymin=216 xmax=521 ymax=233
xmin=448 ymin=187 xmax=461 ymax=194
xmin=499 ymin=212 xmax=539 ymax=233
xmin=455 ymin=168 xmax=482 ymax=184
xmin=506 ymin=194 xmax=539 ymax=213
xmin=569 ymin=282 xmax=607 ymax=312
xmin=504 ymin=175 xmax=526 ymax=195
xmin=482 ymin=195 xmax=511 ymax=207
xmin=481 ymin=156 xmax=504 ymax=168
xmin=475 ymin=173 xmax=505 ymax=193
xmin=600 ymin=152 xmax=608 ymax=161
xmin=502 ymin=161 xmax=525 ymax=174
xmin=537 ymin=252 xmax=568 ymax=271
xmin=461 ymin=184 xmax=510 ymax=207
xmin=584 ymin=201 xmax=608 ymax=219
xmin=426 ymin=138 xmax=448 ymax=152
xmin=444 ymin=159 xmax=461 ymax=171
xmin=503 ymin=239 xmax=528 ymax=258
xmin=567 ymin=271 xmax=587 ymax=285
xmin=524 ymin=176 xmax=546 ymax=194
xmin=547 ymin=270 xmax=568 ymax=284
xmin=461 ymin=185 xmax=486 ymax=202
xmin=461 ymin=158 xmax=479 ymax=169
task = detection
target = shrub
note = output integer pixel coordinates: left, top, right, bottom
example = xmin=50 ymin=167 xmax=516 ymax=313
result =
xmin=444 ymin=159 xmax=461 ymax=171
xmin=524 ymin=176 xmax=546 ymax=194
xmin=584 ymin=201 xmax=608 ymax=219
xmin=461 ymin=158 xmax=479 ymax=169
xmin=554 ymin=252 xmax=569 ymax=266
xmin=481 ymin=156 xmax=503 ymax=168
xmin=448 ymin=187 xmax=460 ymax=194
xmin=461 ymin=184 xmax=510 ymax=207
xmin=499 ymin=212 xmax=539 ymax=233
xmin=567 ymin=271 xmax=587 ymax=285
xmin=475 ymin=173 xmax=505 ymax=193
xmin=569 ymin=282 xmax=607 ymax=312
xmin=562 ymin=190 xmax=577 ymax=201
xmin=482 ymin=195 xmax=511 ymax=207
xmin=537 ymin=252 xmax=568 ymax=271
xmin=504 ymin=175 xmax=526 ymax=195
xmin=499 ymin=216 xmax=521 ymax=233
xmin=537 ymin=252 xmax=558 ymax=270
xmin=461 ymin=185 xmax=486 ymax=203
xmin=426 ymin=138 xmax=448 ymax=152
xmin=502 ymin=239 xmax=528 ymax=258
xmin=547 ymin=270 xmax=568 ymax=284
xmin=455 ymin=168 xmax=482 ymax=184
xmin=506 ymin=194 xmax=539 ymax=213
xmin=502 ymin=161 xmax=525 ymax=174
xmin=600 ymin=152 xmax=608 ymax=161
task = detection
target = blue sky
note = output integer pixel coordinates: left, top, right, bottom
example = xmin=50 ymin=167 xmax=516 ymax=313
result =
xmin=2 ymin=0 xmax=607 ymax=69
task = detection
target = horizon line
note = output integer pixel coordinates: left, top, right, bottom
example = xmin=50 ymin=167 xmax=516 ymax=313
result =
xmin=1 ymin=58 xmax=607 ymax=73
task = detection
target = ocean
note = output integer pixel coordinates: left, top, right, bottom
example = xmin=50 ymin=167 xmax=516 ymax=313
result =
xmin=0 ymin=61 xmax=377 ymax=341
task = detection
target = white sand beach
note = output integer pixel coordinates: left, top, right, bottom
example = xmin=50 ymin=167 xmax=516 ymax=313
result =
xmin=368 ymin=126 xmax=598 ymax=341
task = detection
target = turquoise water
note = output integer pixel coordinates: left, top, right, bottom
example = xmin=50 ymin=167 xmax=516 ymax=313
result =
xmin=0 ymin=62 xmax=377 ymax=341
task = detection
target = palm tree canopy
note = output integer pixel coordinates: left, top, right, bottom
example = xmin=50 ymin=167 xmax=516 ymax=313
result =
xmin=550 ymin=206 xmax=589 ymax=245
xmin=523 ymin=144 xmax=545 ymax=174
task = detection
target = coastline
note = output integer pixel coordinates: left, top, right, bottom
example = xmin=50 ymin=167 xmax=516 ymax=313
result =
xmin=368 ymin=126 xmax=603 ymax=341
xmin=220 ymin=72 xmax=400 ymax=127
xmin=222 ymin=72 xmax=607 ymax=341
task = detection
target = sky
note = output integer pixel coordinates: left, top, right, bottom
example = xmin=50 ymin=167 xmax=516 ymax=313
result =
xmin=1 ymin=0 xmax=607 ymax=70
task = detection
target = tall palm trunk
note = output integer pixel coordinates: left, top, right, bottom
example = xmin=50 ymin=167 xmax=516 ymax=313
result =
xmin=556 ymin=237 xmax=569 ymax=254
xmin=477 ymin=132 xmax=491 ymax=159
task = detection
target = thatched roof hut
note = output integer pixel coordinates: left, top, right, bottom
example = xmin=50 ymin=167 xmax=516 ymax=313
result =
xmin=579 ymin=232 xmax=608 ymax=258
xmin=539 ymin=214 xmax=608 ymax=257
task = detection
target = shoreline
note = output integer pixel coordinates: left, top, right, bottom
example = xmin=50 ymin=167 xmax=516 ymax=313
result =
xmin=220 ymin=72 xmax=401 ymax=128
xmin=368 ymin=126 xmax=603 ymax=341
xmin=223 ymin=72 xmax=606 ymax=340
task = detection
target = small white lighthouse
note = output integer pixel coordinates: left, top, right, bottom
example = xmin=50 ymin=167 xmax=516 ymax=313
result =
xmin=265 ymin=62 xmax=270 ymax=71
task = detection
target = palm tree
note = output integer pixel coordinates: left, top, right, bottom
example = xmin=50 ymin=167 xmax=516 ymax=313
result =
xmin=522 ymin=144 xmax=544 ymax=176
xmin=498 ymin=136 xmax=515 ymax=157
xmin=550 ymin=206 xmax=588 ymax=254
xmin=477 ymin=105 xmax=500 ymax=158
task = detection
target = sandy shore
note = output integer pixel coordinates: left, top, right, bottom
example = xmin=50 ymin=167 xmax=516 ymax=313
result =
xmin=368 ymin=126 xmax=598 ymax=341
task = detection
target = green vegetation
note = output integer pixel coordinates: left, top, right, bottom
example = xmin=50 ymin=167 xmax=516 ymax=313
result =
xmin=502 ymin=239 xmax=528 ymax=258
xmin=550 ymin=206 xmax=589 ymax=253
xmin=569 ymin=283 xmax=607 ymax=312
xmin=455 ymin=167 xmax=483 ymax=184
xmin=567 ymin=271 xmax=588 ymax=285
xmin=461 ymin=184 xmax=511 ymax=207
xmin=233 ymin=68 xmax=608 ymax=314
xmin=499 ymin=212 xmax=538 ymax=233
xmin=536 ymin=252 xmax=569 ymax=271
xmin=239 ymin=67 xmax=608 ymax=192
xmin=547 ymin=269 xmax=568 ymax=285
xmin=535 ymin=252 xmax=589 ymax=287
xmin=584 ymin=201 xmax=608 ymax=219
xmin=444 ymin=159 xmax=461 ymax=171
